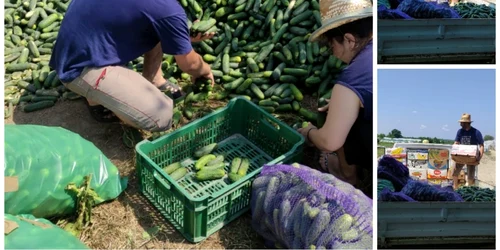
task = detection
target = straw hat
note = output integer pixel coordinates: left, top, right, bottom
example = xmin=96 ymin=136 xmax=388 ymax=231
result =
xmin=309 ymin=0 xmax=373 ymax=42
xmin=458 ymin=113 xmax=473 ymax=123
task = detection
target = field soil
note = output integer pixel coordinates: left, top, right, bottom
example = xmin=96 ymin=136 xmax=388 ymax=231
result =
xmin=477 ymin=150 xmax=496 ymax=186
xmin=5 ymin=96 xmax=319 ymax=249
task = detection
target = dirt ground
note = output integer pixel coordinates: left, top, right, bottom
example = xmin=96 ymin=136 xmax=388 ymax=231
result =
xmin=476 ymin=150 xmax=496 ymax=187
xmin=5 ymin=96 xmax=322 ymax=249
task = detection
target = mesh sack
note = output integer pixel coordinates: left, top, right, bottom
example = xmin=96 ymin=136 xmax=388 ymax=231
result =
xmin=250 ymin=163 xmax=373 ymax=249
xmin=5 ymin=124 xmax=128 ymax=218
xmin=379 ymin=188 xmax=416 ymax=202
xmin=401 ymin=180 xmax=464 ymax=201
xmin=377 ymin=179 xmax=395 ymax=200
xmin=377 ymin=156 xmax=412 ymax=191
xmin=397 ymin=0 xmax=462 ymax=18
xmin=5 ymin=214 xmax=88 ymax=249
xmin=378 ymin=5 xmax=414 ymax=19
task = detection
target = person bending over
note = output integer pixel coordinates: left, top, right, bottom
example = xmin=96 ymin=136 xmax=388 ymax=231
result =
xmin=50 ymin=0 xmax=214 ymax=134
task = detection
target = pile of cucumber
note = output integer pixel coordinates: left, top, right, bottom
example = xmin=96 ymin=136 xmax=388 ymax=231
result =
xmin=162 ymin=142 xmax=252 ymax=183
xmin=176 ymin=0 xmax=343 ymax=122
xmin=5 ymin=0 xmax=342 ymax=124
xmin=4 ymin=0 xmax=81 ymax=117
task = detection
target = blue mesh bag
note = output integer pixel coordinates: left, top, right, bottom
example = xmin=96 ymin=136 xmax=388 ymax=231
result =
xmin=397 ymin=0 xmax=462 ymax=18
xmin=250 ymin=164 xmax=373 ymax=249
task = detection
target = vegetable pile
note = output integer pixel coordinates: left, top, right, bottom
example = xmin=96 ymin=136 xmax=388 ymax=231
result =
xmin=452 ymin=2 xmax=496 ymax=18
xmin=161 ymin=142 xmax=253 ymax=183
xmin=250 ymin=163 xmax=373 ymax=249
xmin=377 ymin=155 xmax=495 ymax=202
xmin=5 ymin=0 xmax=345 ymax=125
xmin=456 ymin=186 xmax=496 ymax=202
xmin=378 ymin=0 xmax=495 ymax=19
xmin=4 ymin=0 xmax=79 ymax=117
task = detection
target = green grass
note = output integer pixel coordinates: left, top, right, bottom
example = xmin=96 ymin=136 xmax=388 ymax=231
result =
xmin=377 ymin=142 xmax=394 ymax=158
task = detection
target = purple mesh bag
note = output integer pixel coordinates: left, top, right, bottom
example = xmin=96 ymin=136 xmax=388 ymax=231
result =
xmin=397 ymin=0 xmax=462 ymax=18
xmin=378 ymin=5 xmax=414 ymax=19
xmin=250 ymin=163 xmax=373 ymax=249
xmin=377 ymin=156 xmax=412 ymax=191
xmin=379 ymin=188 xmax=417 ymax=202
xmin=401 ymin=181 xmax=464 ymax=202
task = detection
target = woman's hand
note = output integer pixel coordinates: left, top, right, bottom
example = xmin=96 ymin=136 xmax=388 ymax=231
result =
xmin=190 ymin=20 xmax=216 ymax=43
xmin=318 ymin=99 xmax=330 ymax=112
xmin=297 ymin=122 xmax=317 ymax=146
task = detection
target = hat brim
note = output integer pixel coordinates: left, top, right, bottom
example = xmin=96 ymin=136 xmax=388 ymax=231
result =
xmin=458 ymin=120 xmax=473 ymax=123
xmin=309 ymin=7 xmax=373 ymax=43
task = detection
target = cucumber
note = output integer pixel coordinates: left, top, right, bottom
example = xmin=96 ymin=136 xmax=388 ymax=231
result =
xmin=195 ymin=154 xmax=217 ymax=171
xmin=163 ymin=162 xmax=183 ymax=174
xmin=207 ymin=155 xmax=225 ymax=166
xmin=194 ymin=143 xmax=218 ymax=158
xmin=195 ymin=169 xmax=226 ymax=181
xmin=22 ymin=100 xmax=54 ymax=112
xmin=170 ymin=167 xmax=188 ymax=181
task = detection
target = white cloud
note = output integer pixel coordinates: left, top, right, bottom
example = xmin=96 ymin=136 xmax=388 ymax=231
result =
xmin=420 ymin=124 xmax=427 ymax=129
xmin=412 ymin=110 xmax=418 ymax=114
xmin=442 ymin=124 xmax=450 ymax=131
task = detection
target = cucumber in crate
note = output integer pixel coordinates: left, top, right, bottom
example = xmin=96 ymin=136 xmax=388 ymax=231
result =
xmin=135 ymin=97 xmax=305 ymax=243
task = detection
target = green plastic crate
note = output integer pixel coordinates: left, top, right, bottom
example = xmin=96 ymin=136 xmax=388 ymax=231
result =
xmin=135 ymin=97 xmax=305 ymax=243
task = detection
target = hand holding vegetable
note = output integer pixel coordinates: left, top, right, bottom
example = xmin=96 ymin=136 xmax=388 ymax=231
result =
xmin=190 ymin=20 xmax=216 ymax=42
xmin=192 ymin=71 xmax=215 ymax=88
xmin=318 ymin=99 xmax=330 ymax=112
xmin=297 ymin=122 xmax=317 ymax=146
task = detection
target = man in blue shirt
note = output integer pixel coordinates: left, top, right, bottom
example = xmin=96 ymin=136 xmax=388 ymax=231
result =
xmin=452 ymin=113 xmax=484 ymax=189
xmin=49 ymin=0 xmax=215 ymax=135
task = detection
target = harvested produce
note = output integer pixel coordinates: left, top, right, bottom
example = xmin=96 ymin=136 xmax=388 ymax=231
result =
xmin=456 ymin=186 xmax=496 ymax=202
xmin=250 ymin=163 xmax=373 ymax=249
xmin=452 ymin=3 xmax=496 ymax=19
xmin=195 ymin=154 xmax=218 ymax=170
xmin=194 ymin=143 xmax=218 ymax=158
xmin=4 ymin=0 xmax=80 ymax=112
xmin=6 ymin=0 xmax=340 ymax=124
xmin=229 ymin=157 xmax=251 ymax=183
xmin=195 ymin=169 xmax=226 ymax=181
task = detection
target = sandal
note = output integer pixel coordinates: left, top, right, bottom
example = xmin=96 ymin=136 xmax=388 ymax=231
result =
xmin=158 ymin=81 xmax=185 ymax=101
xmin=86 ymin=102 xmax=120 ymax=123
xmin=320 ymin=152 xmax=357 ymax=185
xmin=122 ymin=126 xmax=144 ymax=149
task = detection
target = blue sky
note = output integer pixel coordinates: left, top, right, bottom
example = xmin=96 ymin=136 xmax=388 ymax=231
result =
xmin=378 ymin=69 xmax=496 ymax=140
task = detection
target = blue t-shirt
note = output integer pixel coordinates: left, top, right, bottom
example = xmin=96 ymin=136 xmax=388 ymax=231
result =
xmin=455 ymin=127 xmax=484 ymax=145
xmin=336 ymin=40 xmax=373 ymax=121
xmin=49 ymin=0 xmax=193 ymax=83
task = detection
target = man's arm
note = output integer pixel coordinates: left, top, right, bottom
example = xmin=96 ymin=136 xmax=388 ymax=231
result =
xmin=152 ymin=15 xmax=212 ymax=79
xmin=477 ymin=130 xmax=485 ymax=159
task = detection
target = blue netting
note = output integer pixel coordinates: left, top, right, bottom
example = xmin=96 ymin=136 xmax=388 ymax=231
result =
xmin=377 ymin=156 xmax=464 ymax=202
xmin=377 ymin=179 xmax=395 ymax=200
xmin=251 ymin=164 xmax=373 ymax=249
xmin=377 ymin=156 xmax=412 ymax=191
xmin=379 ymin=188 xmax=416 ymax=202
xmin=378 ymin=5 xmax=414 ymax=19
xmin=401 ymin=181 xmax=464 ymax=201
xmin=397 ymin=0 xmax=462 ymax=18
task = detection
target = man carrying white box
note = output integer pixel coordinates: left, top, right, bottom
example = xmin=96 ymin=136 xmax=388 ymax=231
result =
xmin=451 ymin=113 xmax=485 ymax=189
